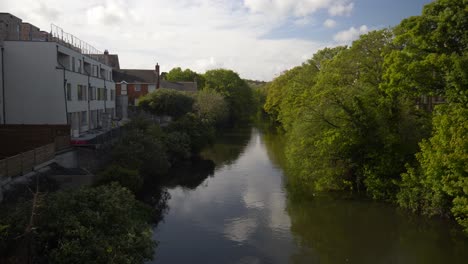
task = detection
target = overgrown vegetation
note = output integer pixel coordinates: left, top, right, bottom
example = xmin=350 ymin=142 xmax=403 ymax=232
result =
xmin=263 ymin=0 xmax=467 ymax=232
xmin=0 ymin=178 xmax=154 ymax=264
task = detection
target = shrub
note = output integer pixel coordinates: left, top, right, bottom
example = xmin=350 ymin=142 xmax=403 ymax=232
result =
xmin=96 ymin=164 xmax=143 ymax=193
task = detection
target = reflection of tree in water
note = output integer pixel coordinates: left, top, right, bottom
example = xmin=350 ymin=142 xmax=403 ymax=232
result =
xmin=162 ymin=157 xmax=216 ymax=189
xmin=259 ymin=126 xmax=287 ymax=169
xmin=138 ymin=157 xmax=216 ymax=225
xmin=286 ymin=193 xmax=468 ymax=264
xmin=201 ymin=126 xmax=252 ymax=168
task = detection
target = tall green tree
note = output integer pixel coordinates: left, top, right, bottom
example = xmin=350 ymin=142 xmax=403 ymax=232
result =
xmin=398 ymin=103 xmax=468 ymax=232
xmin=203 ymin=69 xmax=254 ymax=122
xmin=138 ymin=88 xmax=195 ymax=119
xmin=382 ymin=0 xmax=468 ymax=102
xmin=166 ymin=67 xmax=205 ymax=89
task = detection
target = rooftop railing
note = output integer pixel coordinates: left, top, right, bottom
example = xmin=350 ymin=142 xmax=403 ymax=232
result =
xmin=50 ymin=24 xmax=106 ymax=64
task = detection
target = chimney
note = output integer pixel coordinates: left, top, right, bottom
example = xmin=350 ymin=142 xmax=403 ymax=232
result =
xmin=155 ymin=63 xmax=160 ymax=89
xmin=103 ymin=49 xmax=110 ymax=66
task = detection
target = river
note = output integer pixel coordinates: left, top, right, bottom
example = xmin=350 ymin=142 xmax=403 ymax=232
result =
xmin=149 ymin=126 xmax=468 ymax=264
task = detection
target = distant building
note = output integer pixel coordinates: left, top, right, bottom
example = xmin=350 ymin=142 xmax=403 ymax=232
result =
xmin=0 ymin=13 xmax=22 ymax=42
xmin=112 ymin=63 xmax=197 ymax=119
xmin=93 ymin=50 xmax=120 ymax=70
xmin=114 ymin=63 xmax=197 ymax=106
xmin=0 ymin=14 xmax=116 ymax=137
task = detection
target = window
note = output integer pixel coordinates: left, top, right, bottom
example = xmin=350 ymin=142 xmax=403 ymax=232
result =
xmin=88 ymin=86 xmax=96 ymax=100
xmin=67 ymin=113 xmax=72 ymax=125
xmin=72 ymin=57 xmax=75 ymax=72
xmin=148 ymin=84 xmax=156 ymax=93
xmin=78 ymin=59 xmax=82 ymax=73
xmin=80 ymin=111 xmax=88 ymax=126
xmin=121 ymin=83 xmax=127 ymax=95
xmin=77 ymin=85 xmax=87 ymax=101
xmin=66 ymin=83 xmax=72 ymax=101
xmin=135 ymin=84 xmax=141 ymax=92
xmin=92 ymin=65 xmax=99 ymax=77
xmin=97 ymin=88 xmax=106 ymax=100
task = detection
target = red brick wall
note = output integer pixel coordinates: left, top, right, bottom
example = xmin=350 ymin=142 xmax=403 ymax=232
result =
xmin=116 ymin=83 xmax=150 ymax=105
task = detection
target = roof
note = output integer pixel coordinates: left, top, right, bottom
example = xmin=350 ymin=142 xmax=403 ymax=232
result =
xmin=114 ymin=69 xmax=157 ymax=83
xmin=93 ymin=54 xmax=120 ymax=69
xmin=113 ymin=69 xmax=197 ymax=92
xmin=160 ymin=80 xmax=197 ymax=92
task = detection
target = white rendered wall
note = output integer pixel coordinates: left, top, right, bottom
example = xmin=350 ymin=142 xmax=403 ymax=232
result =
xmin=3 ymin=41 xmax=66 ymax=124
xmin=3 ymin=41 xmax=116 ymax=132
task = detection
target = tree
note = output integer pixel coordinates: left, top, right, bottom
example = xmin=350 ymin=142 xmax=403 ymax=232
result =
xmin=398 ymin=103 xmax=468 ymax=232
xmin=138 ymin=88 xmax=194 ymax=119
xmin=0 ymin=183 xmax=156 ymax=263
xmin=193 ymin=89 xmax=229 ymax=126
xmin=203 ymin=69 xmax=254 ymax=122
xmin=35 ymin=183 xmax=155 ymax=263
xmin=382 ymin=0 xmax=468 ymax=102
xmin=166 ymin=67 xmax=205 ymax=89
xmin=96 ymin=164 xmax=143 ymax=193
xmin=112 ymin=128 xmax=170 ymax=176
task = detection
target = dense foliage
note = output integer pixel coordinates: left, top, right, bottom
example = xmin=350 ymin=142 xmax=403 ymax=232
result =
xmin=0 ymin=183 xmax=155 ymax=264
xmin=204 ymin=69 xmax=255 ymax=122
xmin=166 ymin=67 xmax=205 ymax=89
xmin=264 ymin=0 xmax=467 ymax=232
xmin=138 ymin=89 xmax=195 ymax=119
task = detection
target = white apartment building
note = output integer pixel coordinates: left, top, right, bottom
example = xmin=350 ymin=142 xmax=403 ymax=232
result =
xmin=1 ymin=40 xmax=116 ymax=136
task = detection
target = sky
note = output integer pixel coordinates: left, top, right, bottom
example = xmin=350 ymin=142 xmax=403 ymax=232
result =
xmin=2 ymin=0 xmax=432 ymax=81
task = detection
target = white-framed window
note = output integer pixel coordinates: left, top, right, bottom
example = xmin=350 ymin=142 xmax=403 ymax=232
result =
xmin=80 ymin=111 xmax=88 ymax=126
xmin=78 ymin=59 xmax=82 ymax=73
xmin=88 ymin=86 xmax=97 ymax=100
xmin=121 ymin=83 xmax=127 ymax=95
xmin=135 ymin=84 xmax=141 ymax=92
xmin=66 ymin=83 xmax=72 ymax=101
xmin=92 ymin=65 xmax=99 ymax=77
xmin=77 ymin=85 xmax=87 ymax=101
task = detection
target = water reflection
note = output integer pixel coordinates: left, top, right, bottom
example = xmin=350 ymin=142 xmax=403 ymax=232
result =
xmin=286 ymin=193 xmax=468 ymax=264
xmin=151 ymin=127 xmax=295 ymax=263
xmin=150 ymin=126 xmax=468 ymax=264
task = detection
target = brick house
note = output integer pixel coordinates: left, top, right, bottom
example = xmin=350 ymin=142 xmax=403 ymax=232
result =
xmin=112 ymin=64 xmax=197 ymax=119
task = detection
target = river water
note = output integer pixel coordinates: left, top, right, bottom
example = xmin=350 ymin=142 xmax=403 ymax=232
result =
xmin=150 ymin=126 xmax=468 ymax=264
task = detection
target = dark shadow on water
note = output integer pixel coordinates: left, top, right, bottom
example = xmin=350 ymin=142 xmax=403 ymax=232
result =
xmin=200 ymin=125 xmax=253 ymax=169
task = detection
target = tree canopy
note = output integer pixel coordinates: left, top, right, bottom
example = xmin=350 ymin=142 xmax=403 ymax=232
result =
xmin=204 ymin=69 xmax=255 ymax=122
xmin=263 ymin=0 xmax=468 ymax=233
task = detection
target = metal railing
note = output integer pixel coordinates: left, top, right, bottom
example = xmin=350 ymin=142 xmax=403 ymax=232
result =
xmin=50 ymin=24 xmax=106 ymax=63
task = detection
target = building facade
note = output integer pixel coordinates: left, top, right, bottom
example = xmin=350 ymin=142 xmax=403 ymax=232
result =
xmin=0 ymin=13 xmax=22 ymax=41
xmin=2 ymin=40 xmax=116 ymax=136
xmin=114 ymin=64 xmax=197 ymax=107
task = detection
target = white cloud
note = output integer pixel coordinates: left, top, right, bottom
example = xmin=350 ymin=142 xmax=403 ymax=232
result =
xmin=293 ymin=17 xmax=311 ymax=26
xmin=333 ymin=25 xmax=369 ymax=43
xmin=3 ymin=0 xmax=333 ymax=80
xmin=328 ymin=2 xmax=354 ymax=16
xmin=323 ymin=18 xmax=337 ymax=28
xmin=243 ymin=0 xmax=354 ymax=18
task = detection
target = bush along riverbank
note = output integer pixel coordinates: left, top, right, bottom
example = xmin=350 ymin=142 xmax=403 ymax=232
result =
xmin=0 ymin=69 xmax=257 ymax=263
xmin=262 ymin=0 xmax=467 ymax=233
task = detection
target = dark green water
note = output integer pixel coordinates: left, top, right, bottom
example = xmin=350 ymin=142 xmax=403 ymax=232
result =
xmin=150 ymin=127 xmax=468 ymax=264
